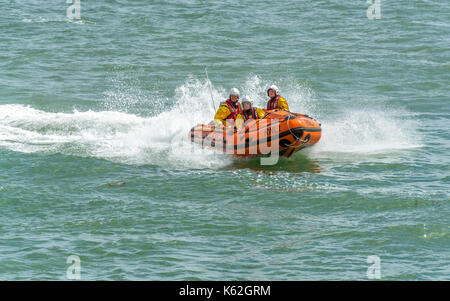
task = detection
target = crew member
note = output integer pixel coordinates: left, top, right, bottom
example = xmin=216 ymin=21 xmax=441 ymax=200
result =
xmin=241 ymin=97 xmax=265 ymax=122
xmin=214 ymin=88 xmax=244 ymax=129
xmin=266 ymin=85 xmax=289 ymax=111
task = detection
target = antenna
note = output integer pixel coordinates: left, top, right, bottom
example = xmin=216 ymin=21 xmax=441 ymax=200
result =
xmin=205 ymin=67 xmax=216 ymax=112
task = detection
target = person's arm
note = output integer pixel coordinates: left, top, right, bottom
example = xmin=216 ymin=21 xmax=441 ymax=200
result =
xmin=213 ymin=106 xmax=231 ymax=126
xmin=235 ymin=114 xmax=244 ymax=130
xmin=256 ymin=107 xmax=266 ymax=119
xmin=277 ymin=97 xmax=289 ymax=111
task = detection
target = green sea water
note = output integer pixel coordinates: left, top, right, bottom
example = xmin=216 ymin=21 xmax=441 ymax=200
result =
xmin=0 ymin=0 xmax=449 ymax=280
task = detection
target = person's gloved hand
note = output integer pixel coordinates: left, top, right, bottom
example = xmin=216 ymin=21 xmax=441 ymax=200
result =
xmin=235 ymin=119 xmax=244 ymax=130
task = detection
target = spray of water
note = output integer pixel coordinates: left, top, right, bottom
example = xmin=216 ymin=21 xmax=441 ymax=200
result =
xmin=313 ymin=108 xmax=422 ymax=154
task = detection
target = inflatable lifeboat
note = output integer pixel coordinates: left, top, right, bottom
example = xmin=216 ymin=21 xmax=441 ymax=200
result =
xmin=189 ymin=110 xmax=321 ymax=158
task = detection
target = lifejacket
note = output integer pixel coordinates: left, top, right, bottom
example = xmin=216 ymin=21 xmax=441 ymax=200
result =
xmin=242 ymin=108 xmax=257 ymax=121
xmin=267 ymin=95 xmax=281 ymax=110
xmin=221 ymin=99 xmax=242 ymax=120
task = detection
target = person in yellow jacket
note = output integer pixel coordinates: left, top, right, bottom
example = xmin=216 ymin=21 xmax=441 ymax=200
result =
xmin=241 ymin=97 xmax=265 ymax=123
xmin=266 ymin=85 xmax=289 ymax=111
xmin=214 ymin=88 xmax=244 ymax=129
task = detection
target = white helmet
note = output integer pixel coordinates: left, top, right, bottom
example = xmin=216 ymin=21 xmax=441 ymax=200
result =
xmin=241 ymin=96 xmax=253 ymax=105
xmin=229 ymin=88 xmax=240 ymax=97
xmin=267 ymin=84 xmax=279 ymax=96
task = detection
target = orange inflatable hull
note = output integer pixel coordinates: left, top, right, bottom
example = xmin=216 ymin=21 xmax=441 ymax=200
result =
xmin=189 ymin=110 xmax=322 ymax=158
